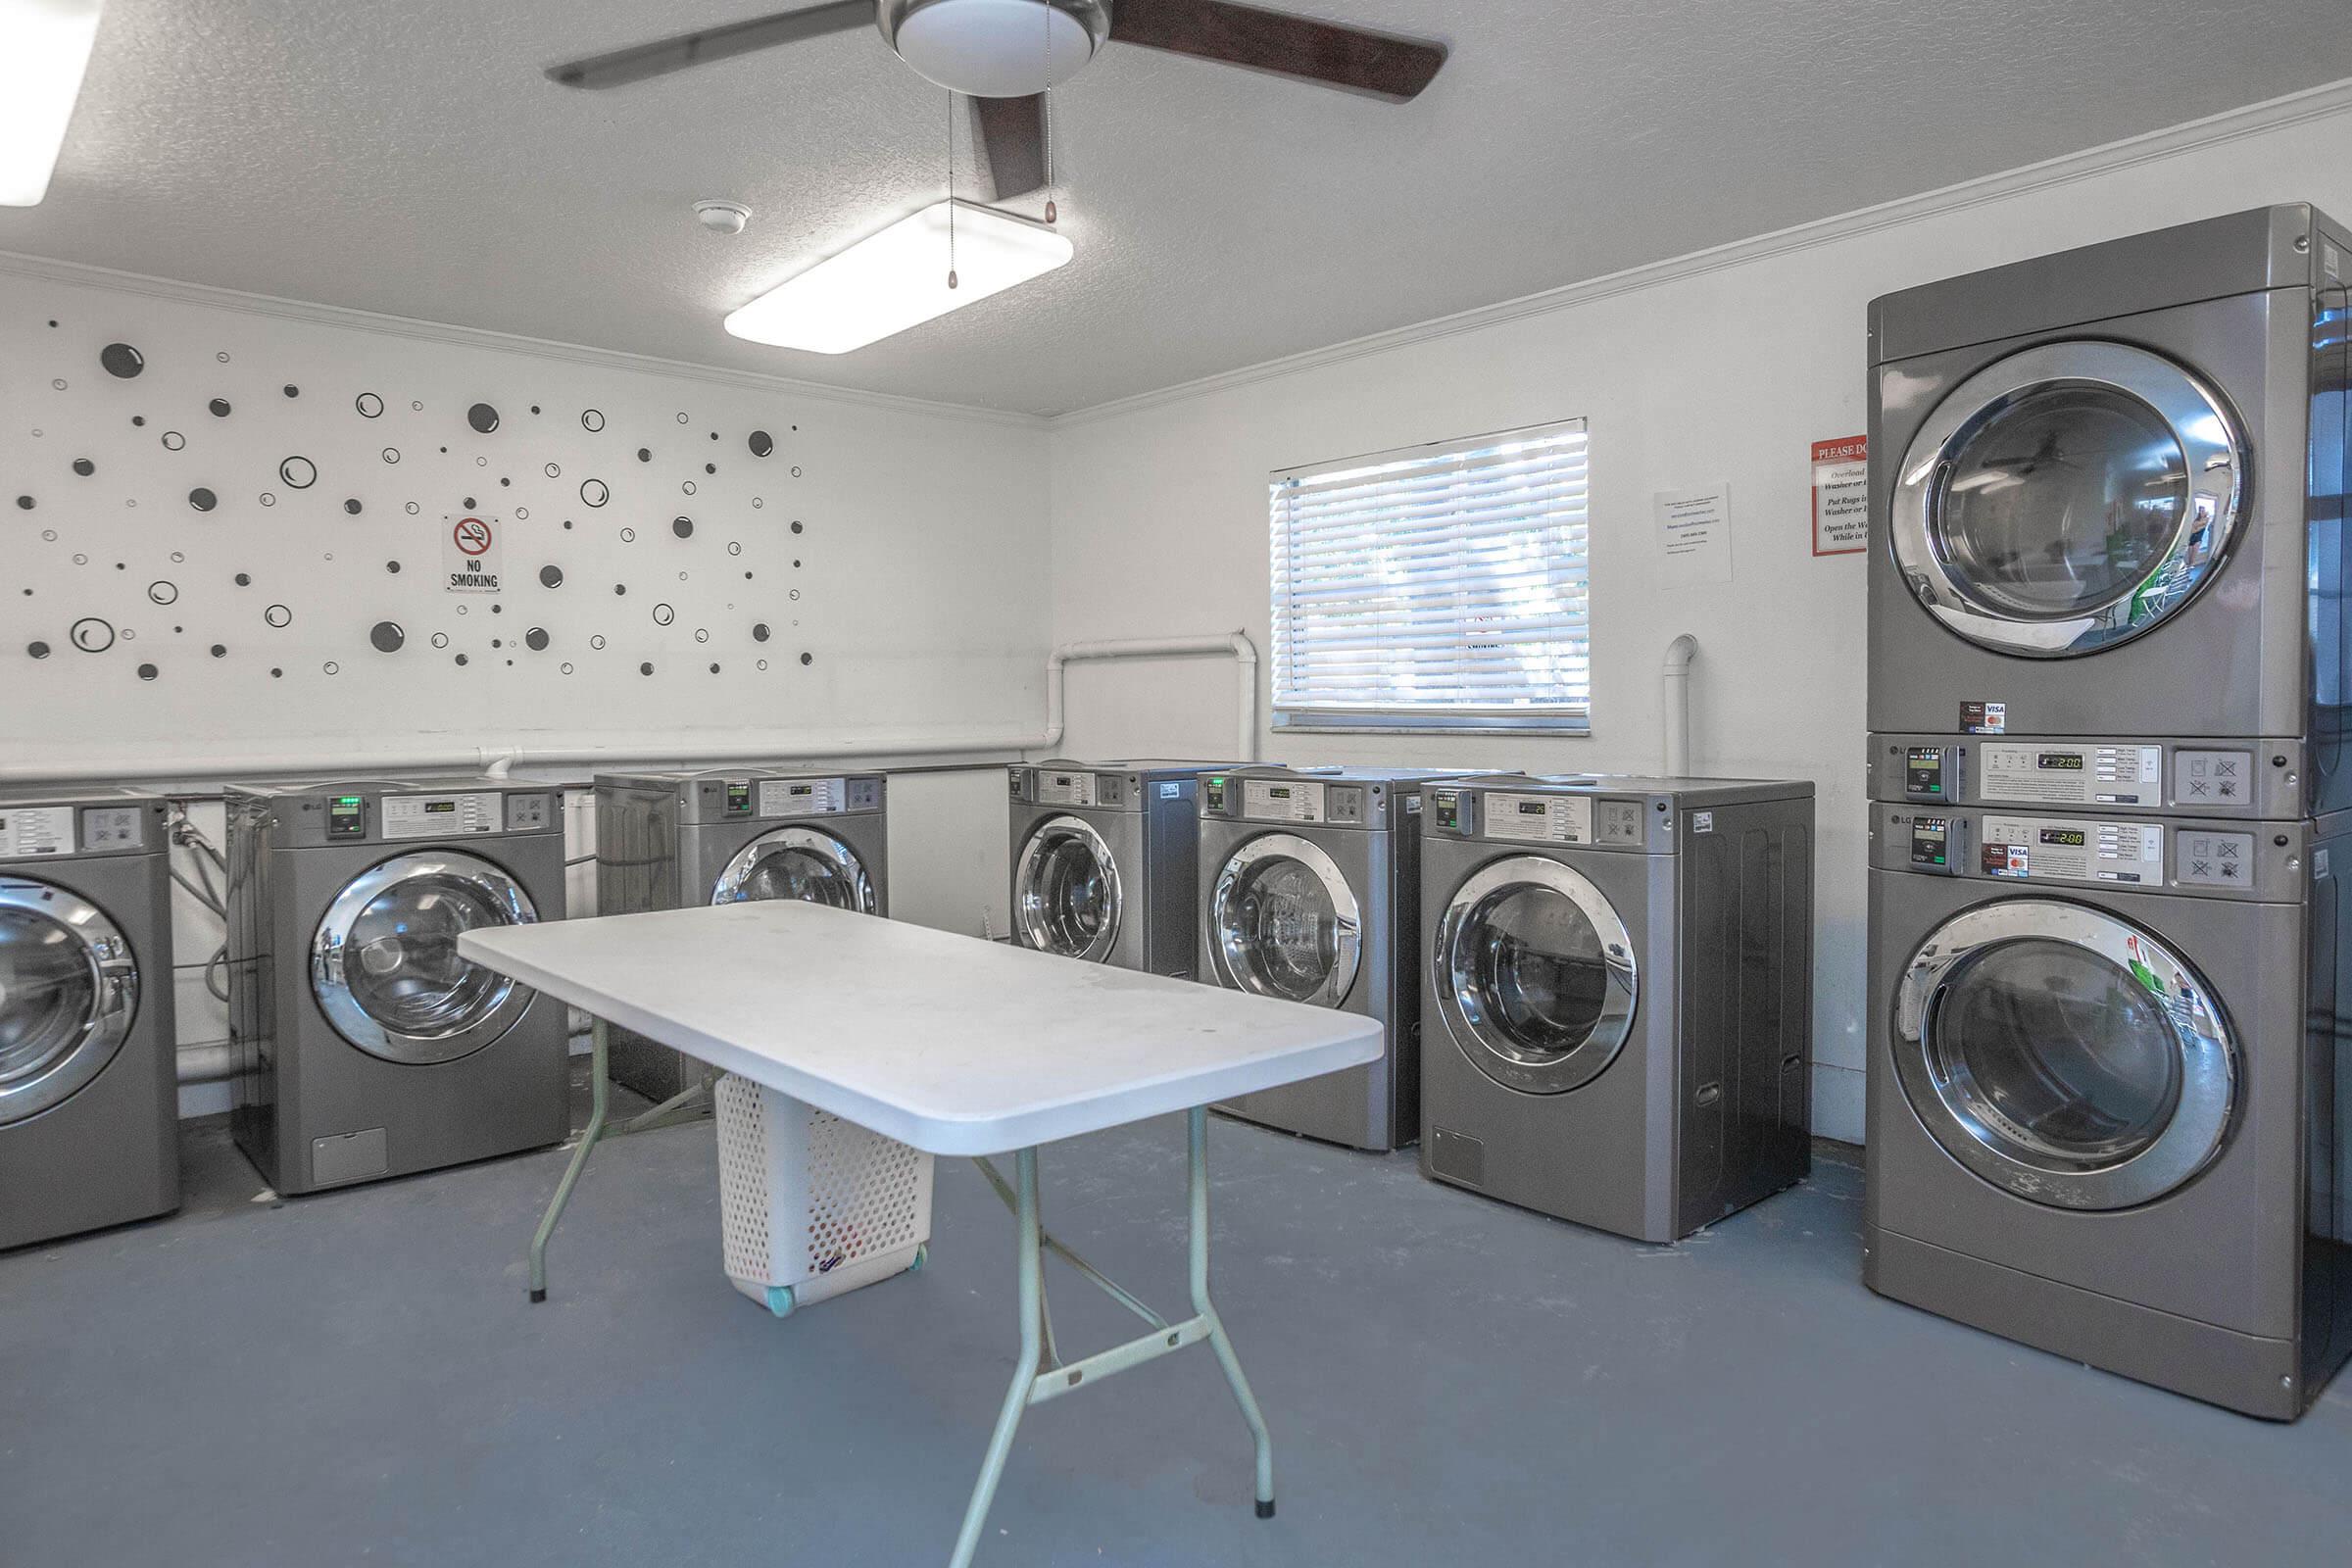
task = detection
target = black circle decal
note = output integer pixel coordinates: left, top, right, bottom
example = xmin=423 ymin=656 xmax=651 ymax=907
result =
xmin=72 ymin=458 xmax=94 ymax=476
xmin=749 ymin=430 xmax=774 ymax=457
xmin=208 ymin=398 xmax=231 ymax=417
xmin=467 ymin=403 xmax=500 ymax=434
xmin=344 ymin=498 xmax=364 ymax=514
xmin=27 ymin=641 xmax=50 ymax=660
xmin=188 ymin=487 xmax=217 ymax=512
xmin=71 ymin=617 xmax=116 ymax=653
xmin=235 ymin=573 xmax=253 ymax=587
xmin=278 ymin=456 xmax=318 ymax=488
xmin=581 ymin=409 xmax=605 ymax=432
xmin=790 ymin=520 xmax=804 ymax=534
xmin=210 ymin=644 xmax=227 ymax=659
xmin=369 ymin=621 xmax=406 ymax=653
xmin=580 ymin=478 xmax=609 ymax=507
xmin=526 ymin=627 xmax=549 ymax=651
xmin=753 ymin=622 xmax=770 ymax=642
xmin=162 ymin=431 xmax=186 ymax=451
xmin=147 ymin=581 xmax=177 ymax=605
xmin=636 ymin=447 xmax=651 ymax=463
xmin=137 ymin=663 xmax=158 ymax=681
xmin=356 ymin=393 xmax=384 ymax=417
xmin=264 ymin=604 xmax=291 ymax=627
xmin=539 ymin=564 xmax=564 ymax=588
xmin=386 ymin=561 xmax=402 ymax=573
xmin=15 ymin=495 xmax=31 ymax=510
xmin=283 ymin=384 xmax=300 ymax=398
xmin=653 ymin=604 xmax=675 ymax=625
xmin=639 ymin=662 xmax=655 ymax=676
xmin=100 ymin=343 xmax=145 ymax=378
xmin=671 ymin=516 xmax=693 ymax=538
xmin=800 ymin=652 xmax=812 ymax=665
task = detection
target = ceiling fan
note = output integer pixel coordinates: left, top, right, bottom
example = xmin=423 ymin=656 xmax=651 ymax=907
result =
xmin=546 ymin=0 xmax=1447 ymax=203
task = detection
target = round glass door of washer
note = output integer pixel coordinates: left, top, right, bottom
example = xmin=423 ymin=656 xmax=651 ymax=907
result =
xmin=1889 ymin=340 xmax=2244 ymax=658
xmin=1014 ymin=816 xmax=1122 ymax=961
xmin=1892 ymin=898 xmax=2236 ymax=1210
xmin=0 ymin=880 xmax=139 ymax=1124
xmin=1208 ymin=834 xmax=1359 ymax=1007
xmin=1434 ymin=856 xmax=1637 ymax=1095
xmin=712 ymin=827 xmax=876 ymax=912
xmin=311 ymin=852 xmax=540 ymax=1065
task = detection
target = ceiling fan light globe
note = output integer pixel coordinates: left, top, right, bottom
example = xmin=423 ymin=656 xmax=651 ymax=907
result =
xmin=879 ymin=0 xmax=1105 ymax=98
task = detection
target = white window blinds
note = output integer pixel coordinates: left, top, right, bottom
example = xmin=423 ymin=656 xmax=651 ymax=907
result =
xmin=1268 ymin=419 xmax=1591 ymax=730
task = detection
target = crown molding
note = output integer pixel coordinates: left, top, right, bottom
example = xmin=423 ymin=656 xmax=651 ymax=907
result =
xmin=1051 ymin=74 xmax=2352 ymax=428
xmin=0 ymin=248 xmax=1049 ymax=430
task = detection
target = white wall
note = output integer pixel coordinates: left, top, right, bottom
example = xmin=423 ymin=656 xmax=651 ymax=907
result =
xmin=0 ymin=269 xmax=1048 ymax=1113
xmin=1043 ymin=93 xmax=2352 ymax=1144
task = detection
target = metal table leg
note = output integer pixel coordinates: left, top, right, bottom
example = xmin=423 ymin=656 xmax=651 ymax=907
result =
xmin=950 ymin=1107 xmax=1277 ymax=1563
xmin=528 ymin=1018 xmax=611 ymax=1302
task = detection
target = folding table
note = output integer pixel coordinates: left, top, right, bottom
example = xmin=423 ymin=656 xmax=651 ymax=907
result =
xmin=459 ymin=901 xmax=1380 ymax=1566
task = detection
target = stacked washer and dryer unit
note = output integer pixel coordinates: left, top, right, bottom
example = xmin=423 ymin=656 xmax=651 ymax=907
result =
xmin=1865 ymin=206 xmax=2352 ymax=1418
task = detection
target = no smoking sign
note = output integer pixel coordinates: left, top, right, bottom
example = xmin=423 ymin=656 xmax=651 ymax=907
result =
xmin=443 ymin=514 xmax=503 ymax=594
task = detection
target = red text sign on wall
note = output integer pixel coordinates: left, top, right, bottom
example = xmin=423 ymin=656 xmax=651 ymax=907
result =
xmin=1810 ymin=435 xmax=1868 ymax=557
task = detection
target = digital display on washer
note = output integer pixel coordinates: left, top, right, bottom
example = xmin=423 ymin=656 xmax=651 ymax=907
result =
xmin=423 ymin=801 xmax=456 ymax=814
xmin=2037 ymin=753 xmax=2085 ymax=770
xmin=2039 ymin=827 xmax=2088 ymax=847
xmin=1909 ymin=817 xmax=1949 ymax=868
xmin=328 ymin=795 xmax=367 ymax=838
xmin=726 ymin=781 xmax=753 ymax=815
xmin=1904 ymin=747 xmax=1947 ymax=797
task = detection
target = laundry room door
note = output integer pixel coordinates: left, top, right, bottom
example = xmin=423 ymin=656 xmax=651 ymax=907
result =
xmin=312 ymin=852 xmax=539 ymax=1064
xmin=1889 ymin=340 xmax=2245 ymax=658
xmin=711 ymin=827 xmax=876 ymax=911
xmin=1433 ymin=857 xmax=1637 ymax=1095
xmin=1207 ymin=835 xmax=1360 ymax=1006
xmin=1014 ymin=816 xmax=1122 ymax=960
xmin=0 ymin=880 xmax=137 ymax=1122
xmin=1892 ymin=898 xmax=2236 ymax=1209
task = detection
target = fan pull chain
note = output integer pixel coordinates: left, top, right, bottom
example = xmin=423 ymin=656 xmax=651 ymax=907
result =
xmin=1040 ymin=0 xmax=1057 ymax=225
xmin=945 ymin=89 xmax=959 ymax=289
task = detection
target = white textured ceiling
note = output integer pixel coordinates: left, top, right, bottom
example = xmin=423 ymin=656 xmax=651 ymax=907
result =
xmin=6 ymin=1 xmax=2350 ymax=416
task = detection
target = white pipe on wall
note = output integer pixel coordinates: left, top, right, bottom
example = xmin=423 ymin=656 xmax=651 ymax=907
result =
xmin=0 ymin=632 xmax=1262 ymax=783
xmin=1661 ymin=633 xmax=1698 ymax=778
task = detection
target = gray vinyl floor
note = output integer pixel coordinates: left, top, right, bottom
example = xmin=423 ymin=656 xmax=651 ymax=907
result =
xmin=5 ymin=1073 xmax=2350 ymax=1566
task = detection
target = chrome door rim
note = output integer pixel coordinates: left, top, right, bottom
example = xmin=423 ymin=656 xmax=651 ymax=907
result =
xmin=0 ymin=879 xmax=138 ymax=1123
xmin=1013 ymin=814 xmax=1122 ymax=962
xmin=711 ymin=826 xmax=876 ymax=912
xmin=1434 ymin=856 xmax=1637 ymax=1096
xmin=1208 ymin=833 xmax=1360 ymax=1007
xmin=312 ymin=851 xmax=538 ymax=1065
xmin=1890 ymin=340 xmax=2244 ymax=658
xmin=1893 ymin=898 xmax=2235 ymax=1209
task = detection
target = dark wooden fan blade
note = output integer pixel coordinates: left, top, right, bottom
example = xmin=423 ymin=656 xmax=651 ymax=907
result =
xmin=974 ymin=94 xmax=1050 ymax=202
xmin=546 ymin=0 xmax=877 ymax=89
xmin=1107 ymin=0 xmax=1446 ymax=101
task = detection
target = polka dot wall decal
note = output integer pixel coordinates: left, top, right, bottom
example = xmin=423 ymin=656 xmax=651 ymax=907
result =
xmin=237 ymin=573 xmax=253 ymax=587
xmin=217 ymin=352 xmax=229 ymax=363
xmin=101 ymin=343 xmax=144 ymax=377
xmin=801 ymin=652 xmax=812 ymax=665
xmin=260 ymin=493 xmax=276 ymax=508
xmin=71 ymin=459 xmax=93 ymax=476
xmin=411 ymin=401 xmax=423 ymax=412
xmin=386 ymin=561 xmax=401 ymax=573
xmin=681 ymin=481 xmax=696 ymax=496
xmin=561 ymin=662 xmax=574 ymax=674
xmin=753 ymin=622 xmax=770 ymax=642
xmin=539 ymin=564 xmax=563 ymax=588
xmin=590 ymin=634 xmax=606 ymax=650
xmin=791 ymin=466 xmax=802 ymax=477
xmin=676 ymin=412 xmax=689 ymax=424
xmin=619 ymin=526 xmax=636 ymax=543
xmin=749 ymin=431 xmax=773 ymax=456
xmin=543 ymin=463 xmax=560 ymax=478
xmin=758 ymin=660 xmax=769 ymax=670
xmin=344 ymin=499 xmax=363 ymax=514
xmin=71 ymin=618 xmax=115 ymax=653
xmin=581 ymin=409 xmax=605 ymax=431
xmin=14 ymin=496 xmax=29 ymax=510
xmin=636 ymin=448 xmax=651 ymax=463
xmin=162 ymin=431 xmax=186 ymax=451
xmin=188 ymin=488 xmax=217 ymax=512
xmin=210 ymin=644 xmax=226 ymax=659
xmin=27 ymin=641 xmax=49 ymax=659
xmin=531 ymin=406 xmax=541 ymax=415
xmin=146 ymin=582 xmax=177 ymax=605
xmin=131 ymin=416 xmax=144 ymax=427
xmin=580 ymin=478 xmax=608 ymax=507
xmin=171 ymin=552 xmax=183 ymax=563
xmin=514 ymin=507 xmax=529 ymax=519
xmin=271 ymin=668 xmax=282 ymax=678
xmin=405 ymin=502 xmax=420 ymax=514
xmin=52 ymin=378 xmax=68 ymax=390
xmin=137 ymin=663 xmax=158 ymax=681
xmin=356 ymin=393 xmax=384 ymax=417
xmin=640 ymin=662 xmax=655 ymax=675
xmin=525 ymin=627 xmax=549 ymax=651
xmin=264 ymin=605 xmax=291 ymax=627
xmin=612 ymin=583 xmax=626 ymax=595
xmin=709 ymin=663 xmax=720 ymax=673
xmin=208 ymin=398 xmax=231 ymax=416
xmin=694 ymin=628 xmax=710 ymax=643
xmin=704 ymin=464 xmax=715 ymax=475
xmin=653 ymin=604 xmax=674 ymax=625
xmin=278 ymin=457 xmax=317 ymax=488
xmin=283 ymin=384 xmax=300 ymax=398
xmin=369 ymin=621 xmax=405 ymax=653
xmin=727 ymin=541 xmax=741 ymax=555
xmin=323 ymin=661 xmax=339 ymax=674
xmin=673 ymin=516 xmax=694 ymax=539
xmin=382 ymin=448 xmax=401 ymax=464
xmin=791 ymin=520 xmax=804 ymax=533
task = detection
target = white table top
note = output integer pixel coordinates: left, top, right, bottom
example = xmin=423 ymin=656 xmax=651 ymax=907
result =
xmin=460 ymin=903 xmax=1382 ymax=1156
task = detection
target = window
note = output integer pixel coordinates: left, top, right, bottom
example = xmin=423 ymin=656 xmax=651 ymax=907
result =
xmin=1268 ymin=419 xmax=1591 ymax=733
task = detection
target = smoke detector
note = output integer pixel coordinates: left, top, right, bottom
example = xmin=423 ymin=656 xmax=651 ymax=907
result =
xmin=694 ymin=199 xmax=752 ymax=236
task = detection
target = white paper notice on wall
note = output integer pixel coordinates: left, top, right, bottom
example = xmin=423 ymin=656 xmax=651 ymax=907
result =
xmin=1810 ymin=435 xmax=1868 ymax=556
xmin=1654 ymin=485 xmax=1733 ymax=583
xmin=443 ymin=514 xmax=502 ymax=594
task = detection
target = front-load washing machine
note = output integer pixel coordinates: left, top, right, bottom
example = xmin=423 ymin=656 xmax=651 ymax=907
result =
xmin=1866 ymin=800 xmax=2352 ymax=1419
xmin=1418 ymin=775 xmax=1814 ymax=1242
xmin=594 ymin=768 xmax=887 ymax=1100
xmin=225 ymin=778 xmax=568 ymax=1195
xmin=1007 ymin=760 xmax=1223 ymax=975
xmin=0 ymin=789 xmax=178 ymax=1249
xmin=1197 ymin=766 xmax=1450 ymax=1152
xmin=1868 ymin=205 xmax=2352 ymax=771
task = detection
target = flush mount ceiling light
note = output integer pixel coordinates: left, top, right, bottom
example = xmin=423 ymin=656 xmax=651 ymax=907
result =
xmin=0 ymin=0 xmax=103 ymax=207
xmin=723 ymin=198 xmax=1072 ymax=354
xmin=880 ymin=0 xmax=1102 ymax=97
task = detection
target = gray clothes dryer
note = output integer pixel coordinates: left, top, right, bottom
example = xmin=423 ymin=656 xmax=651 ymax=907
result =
xmin=1007 ymin=760 xmax=1223 ymax=976
xmin=1867 ymin=205 xmax=2352 ymax=785
xmin=594 ymin=768 xmax=888 ymax=1100
xmin=225 ymin=778 xmax=568 ymax=1196
xmin=1196 ymin=766 xmax=1448 ymax=1152
xmin=1865 ymin=801 xmax=2352 ymax=1419
xmin=1419 ymin=775 xmax=1814 ymax=1243
xmin=0 ymin=789 xmax=178 ymax=1250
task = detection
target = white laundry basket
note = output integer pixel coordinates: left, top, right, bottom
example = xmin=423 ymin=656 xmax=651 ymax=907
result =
xmin=714 ymin=1073 xmax=934 ymax=1317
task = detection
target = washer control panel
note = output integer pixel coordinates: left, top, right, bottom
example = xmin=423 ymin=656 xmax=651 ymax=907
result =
xmin=1485 ymin=791 xmax=1594 ymax=845
xmin=1242 ymin=778 xmax=1326 ymax=823
xmin=758 ymin=777 xmax=845 ymax=817
xmin=0 ymin=805 xmax=77 ymax=858
xmin=1875 ymin=804 xmax=2300 ymax=900
xmin=1979 ymin=813 xmax=2163 ymax=885
xmin=1872 ymin=734 xmax=2294 ymax=816
xmin=382 ymin=792 xmax=502 ymax=840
